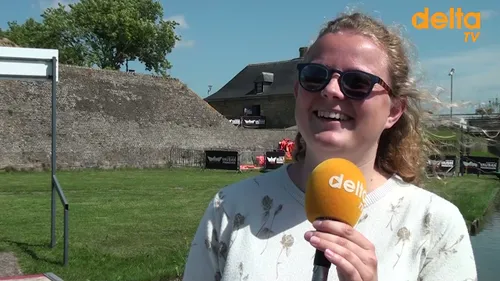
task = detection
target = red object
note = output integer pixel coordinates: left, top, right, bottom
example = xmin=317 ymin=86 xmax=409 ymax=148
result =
xmin=278 ymin=138 xmax=295 ymax=160
xmin=256 ymin=155 xmax=265 ymax=166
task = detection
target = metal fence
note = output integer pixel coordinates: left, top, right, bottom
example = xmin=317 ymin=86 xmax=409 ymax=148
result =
xmin=166 ymin=147 xmax=206 ymax=168
xmin=165 ymin=147 xmax=268 ymax=168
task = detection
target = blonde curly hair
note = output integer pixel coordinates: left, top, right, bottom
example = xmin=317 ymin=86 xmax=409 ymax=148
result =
xmin=293 ymin=12 xmax=432 ymax=185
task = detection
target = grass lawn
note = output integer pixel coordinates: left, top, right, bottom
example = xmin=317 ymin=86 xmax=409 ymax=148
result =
xmin=0 ymin=168 xmax=498 ymax=281
xmin=0 ymin=168 xmax=261 ymax=281
xmin=468 ymin=151 xmax=499 ymax=158
xmin=423 ymin=175 xmax=500 ymax=223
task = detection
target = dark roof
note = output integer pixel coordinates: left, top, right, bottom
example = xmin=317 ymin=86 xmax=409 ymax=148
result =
xmin=205 ymin=57 xmax=303 ymax=101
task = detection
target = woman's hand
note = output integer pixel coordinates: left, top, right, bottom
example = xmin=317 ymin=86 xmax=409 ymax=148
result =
xmin=304 ymin=220 xmax=378 ymax=281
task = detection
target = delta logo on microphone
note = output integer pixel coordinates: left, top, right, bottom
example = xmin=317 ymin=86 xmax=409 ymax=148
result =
xmin=305 ymin=158 xmax=367 ymax=227
xmin=328 ymin=173 xmax=367 ymax=210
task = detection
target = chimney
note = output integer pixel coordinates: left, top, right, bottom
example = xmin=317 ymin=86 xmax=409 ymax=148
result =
xmin=299 ymin=47 xmax=308 ymax=58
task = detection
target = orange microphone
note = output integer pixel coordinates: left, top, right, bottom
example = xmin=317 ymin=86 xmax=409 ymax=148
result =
xmin=305 ymin=158 xmax=367 ymax=281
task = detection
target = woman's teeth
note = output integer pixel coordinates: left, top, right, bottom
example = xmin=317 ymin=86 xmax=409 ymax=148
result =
xmin=316 ymin=110 xmax=352 ymax=121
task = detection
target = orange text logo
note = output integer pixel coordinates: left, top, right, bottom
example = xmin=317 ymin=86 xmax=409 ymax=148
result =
xmin=411 ymin=7 xmax=481 ymax=43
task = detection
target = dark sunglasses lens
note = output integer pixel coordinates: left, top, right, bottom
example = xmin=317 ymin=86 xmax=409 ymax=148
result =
xmin=341 ymin=72 xmax=373 ymax=98
xmin=300 ymin=65 xmax=329 ymax=91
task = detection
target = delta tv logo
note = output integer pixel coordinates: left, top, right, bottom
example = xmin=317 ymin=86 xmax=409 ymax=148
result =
xmin=328 ymin=173 xmax=367 ymax=210
xmin=412 ymin=7 xmax=481 ymax=43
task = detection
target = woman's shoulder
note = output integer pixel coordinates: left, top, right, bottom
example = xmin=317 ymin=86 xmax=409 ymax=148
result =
xmin=219 ymin=166 xmax=290 ymax=195
xmin=387 ymin=177 xmax=477 ymax=280
xmin=210 ymin=166 xmax=293 ymax=211
xmin=389 ymin=176 xmax=468 ymax=231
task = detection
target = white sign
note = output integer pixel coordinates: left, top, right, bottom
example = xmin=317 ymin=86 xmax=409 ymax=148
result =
xmin=0 ymin=46 xmax=59 ymax=82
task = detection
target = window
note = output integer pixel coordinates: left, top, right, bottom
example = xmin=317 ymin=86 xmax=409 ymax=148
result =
xmin=255 ymin=82 xmax=263 ymax=94
xmin=251 ymin=104 xmax=261 ymax=116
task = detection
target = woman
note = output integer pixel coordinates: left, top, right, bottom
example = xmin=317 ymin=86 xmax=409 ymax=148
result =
xmin=182 ymin=12 xmax=477 ymax=281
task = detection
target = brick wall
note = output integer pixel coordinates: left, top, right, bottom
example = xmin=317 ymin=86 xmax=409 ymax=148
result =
xmin=208 ymin=94 xmax=296 ymax=128
xmin=0 ymin=65 xmax=298 ymax=171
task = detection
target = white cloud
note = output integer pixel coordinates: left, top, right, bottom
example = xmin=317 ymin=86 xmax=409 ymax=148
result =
xmin=419 ymin=44 xmax=500 ymax=113
xmin=164 ymin=15 xmax=194 ymax=49
xmin=443 ymin=9 xmax=497 ymax=21
xmin=176 ymin=40 xmax=195 ymax=48
xmin=164 ymin=14 xmax=189 ymax=29
xmin=480 ymin=10 xmax=498 ymax=20
xmin=38 ymin=0 xmax=78 ymax=11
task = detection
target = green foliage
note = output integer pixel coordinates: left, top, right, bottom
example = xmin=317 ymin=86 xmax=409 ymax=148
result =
xmin=1 ymin=0 xmax=180 ymax=76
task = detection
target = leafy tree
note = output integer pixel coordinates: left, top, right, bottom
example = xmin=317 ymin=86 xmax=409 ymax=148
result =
xmin=475 ymin=106 xmax=494 ymax=116
xmin=1 ymin=0 xmax=180 ymax=76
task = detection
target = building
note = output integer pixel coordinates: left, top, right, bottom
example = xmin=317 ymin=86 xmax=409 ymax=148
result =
xmin=204 ymin=47 xmax=308 ymax=129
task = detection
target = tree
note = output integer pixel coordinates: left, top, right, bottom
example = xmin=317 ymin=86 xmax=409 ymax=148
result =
xmin=1 ymin=0 xmax=180 ymax=76
xmin=475 ymin=106 xmax=494 ymax=116
xmin=486 ymin=107 xmax=494 ymax=115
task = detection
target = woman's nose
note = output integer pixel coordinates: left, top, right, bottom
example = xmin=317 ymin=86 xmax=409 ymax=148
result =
xmin=320 ymin=76 xmax=345 ymax=100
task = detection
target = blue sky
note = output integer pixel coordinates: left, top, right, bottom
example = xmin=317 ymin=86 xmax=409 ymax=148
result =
xmin=0 ymin=0 xmax=499 ymax=114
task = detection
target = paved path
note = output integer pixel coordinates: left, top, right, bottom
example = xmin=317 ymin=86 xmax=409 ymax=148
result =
xmin=0 ymin=252 xmax=63 ymax=281
xmin=0 ymin=275 xmax=52 ymax=281
xmin=0 ymin=252 xmax=22 ymax=277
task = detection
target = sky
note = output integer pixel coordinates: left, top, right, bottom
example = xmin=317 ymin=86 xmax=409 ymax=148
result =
xmin=0 ymin=0 xmax=499 ymax=114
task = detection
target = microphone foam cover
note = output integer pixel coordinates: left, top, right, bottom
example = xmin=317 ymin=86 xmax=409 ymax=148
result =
xmin=305 ymin=158 xmax=367 ymax=227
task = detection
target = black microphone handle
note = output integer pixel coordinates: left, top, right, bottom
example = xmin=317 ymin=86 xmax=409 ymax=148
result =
xmin=312 ymin=249 xmax=331 ymax=281
xmin=311 ymin=217 xmax=336 ymax=281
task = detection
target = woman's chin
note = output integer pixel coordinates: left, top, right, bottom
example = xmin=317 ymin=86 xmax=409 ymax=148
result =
xmin=312 ymin=132 xmax=350 ymax=149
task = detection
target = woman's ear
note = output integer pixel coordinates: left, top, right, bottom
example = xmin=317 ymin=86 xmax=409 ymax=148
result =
xmin=385 ymin=97 xmax=406 ymax=129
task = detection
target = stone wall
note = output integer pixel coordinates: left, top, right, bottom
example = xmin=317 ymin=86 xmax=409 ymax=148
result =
xmin=0 ymin=65 xmax=297 ymax=171
xmin=208 ymin=94 xmax=296 ymax=128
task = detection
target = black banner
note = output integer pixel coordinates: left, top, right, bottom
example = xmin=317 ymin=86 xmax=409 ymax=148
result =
xmin=228 ymin=117 xmax=241 ymax=126
xmin=265 ymin=151 xmax=285 ymax=169
xmin=461 ymin=156 xmax=499 ymax=174
xmin=427 ymin=155 xmax=456 ymax=174
xmin=241 ymin=116 xmax=266 ymax=129
xmin=205 ymin=150 xmax=239 ymax=170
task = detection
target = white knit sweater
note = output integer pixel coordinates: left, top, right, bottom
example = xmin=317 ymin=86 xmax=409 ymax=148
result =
xmin=182 ymin=164 xmax=477 ymax=281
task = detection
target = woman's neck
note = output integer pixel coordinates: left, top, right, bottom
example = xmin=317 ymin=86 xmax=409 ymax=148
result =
xmin=288 ymin=153 xmax=391 ymax=194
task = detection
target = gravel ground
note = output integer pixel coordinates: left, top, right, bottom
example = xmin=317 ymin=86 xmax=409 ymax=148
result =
xmin=0 ymin=252 xmax=22 ymax=277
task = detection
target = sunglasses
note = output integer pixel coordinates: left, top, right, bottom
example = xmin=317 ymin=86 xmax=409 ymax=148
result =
xmin=297 ymin=63 xmax=392 ymax=100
